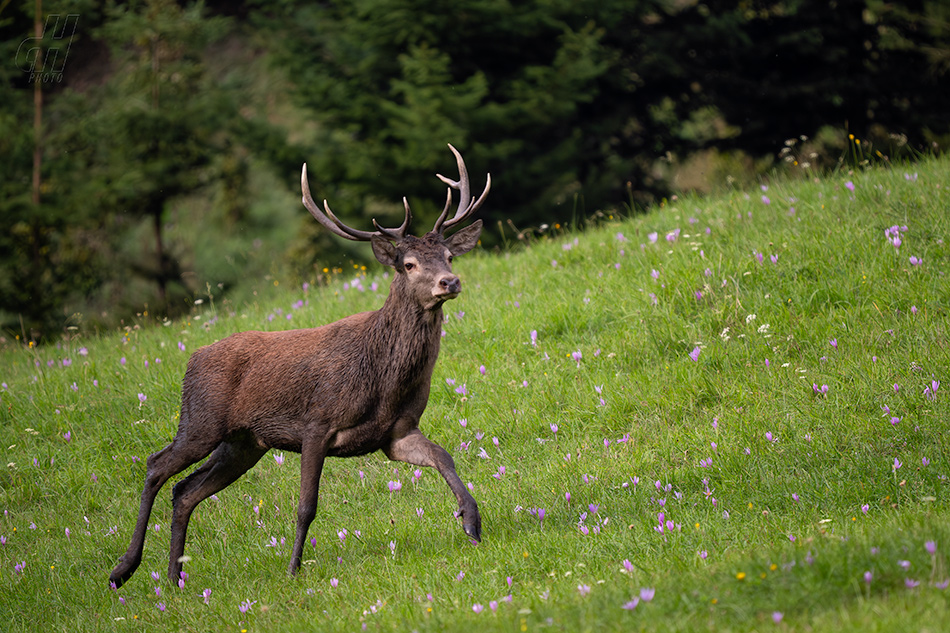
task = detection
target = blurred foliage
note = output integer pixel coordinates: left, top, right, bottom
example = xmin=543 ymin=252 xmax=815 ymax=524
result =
xmin=1 ymin=0 xmax=948 ymax=339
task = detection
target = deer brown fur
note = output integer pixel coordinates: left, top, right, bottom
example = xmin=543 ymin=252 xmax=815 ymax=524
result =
xmin=109 ymin=145 xmax=489 ymax=588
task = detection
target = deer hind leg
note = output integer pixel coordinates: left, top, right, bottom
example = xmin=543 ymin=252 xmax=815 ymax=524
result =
xmin=385 ymin=429 xmax=482 ymax=542
xmin=167 ymin=438 xmax=267 ymax=582
xmin=109 ymin=433 xmax=220 ymax=588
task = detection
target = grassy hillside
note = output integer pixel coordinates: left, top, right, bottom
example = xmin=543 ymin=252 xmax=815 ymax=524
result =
xmin=1 ymin=157 xmax=948 ymax=632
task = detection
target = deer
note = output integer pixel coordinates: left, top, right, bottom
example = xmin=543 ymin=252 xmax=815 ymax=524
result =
xmin=109 ymin=144 xmax=490 ymax=588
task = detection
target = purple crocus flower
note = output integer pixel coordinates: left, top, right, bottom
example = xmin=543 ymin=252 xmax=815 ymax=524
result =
xmin=689 ymin=346 xmax=701 ymax=362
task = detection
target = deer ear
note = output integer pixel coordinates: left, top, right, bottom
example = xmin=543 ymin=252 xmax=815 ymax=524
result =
xmin=371 ymin=236 xmax=398 ymax=267
xmin=445 ymin=220 xmax=482 ymax=256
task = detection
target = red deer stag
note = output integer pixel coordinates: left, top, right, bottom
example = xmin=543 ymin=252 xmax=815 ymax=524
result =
xmin=109 ymin=144 xmax=489 ymax=588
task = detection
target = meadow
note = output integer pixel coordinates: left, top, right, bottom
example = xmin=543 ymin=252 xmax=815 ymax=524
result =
xmin=1 ymin=157 xmax=948 ymax=632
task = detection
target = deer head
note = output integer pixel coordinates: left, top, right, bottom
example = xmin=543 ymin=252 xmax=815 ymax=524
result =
xmin=301 ymin=144 xmax=490 ymax=309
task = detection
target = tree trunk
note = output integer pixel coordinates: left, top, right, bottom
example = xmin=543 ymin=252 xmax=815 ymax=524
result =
xmin=32 ymin=0 xmax=43 ymax=209
xmin=151 ymin=199 xmax=168 ymax=314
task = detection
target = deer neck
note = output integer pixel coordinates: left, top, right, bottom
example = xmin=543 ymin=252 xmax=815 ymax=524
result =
xmin=368 ymin=279 xmax=444 ymax=381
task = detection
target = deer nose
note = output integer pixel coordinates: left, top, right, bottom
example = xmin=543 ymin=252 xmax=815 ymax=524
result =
xmin=439 ymin=275 xmax=461 ymax=294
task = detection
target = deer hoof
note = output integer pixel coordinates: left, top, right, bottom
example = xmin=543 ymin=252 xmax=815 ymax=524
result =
xmin=109 ymin=555 xmax=140 ymax=589
xmin=462 ymin=514 xmax=482 ymax=542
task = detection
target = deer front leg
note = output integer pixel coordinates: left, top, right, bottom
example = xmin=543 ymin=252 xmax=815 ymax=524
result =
xmin=385 ymin=429 xmax=481 ymax=542
xmin=289 ymin=433 xmax=329 ymax=576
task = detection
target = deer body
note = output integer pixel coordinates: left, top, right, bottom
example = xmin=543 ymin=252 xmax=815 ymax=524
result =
xmin=110 ymin=146 xmax=489 ymax=588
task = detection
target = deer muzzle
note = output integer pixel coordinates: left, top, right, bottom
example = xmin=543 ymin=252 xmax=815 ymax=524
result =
xmin=435 ymin=274 xmax=461 ymax=299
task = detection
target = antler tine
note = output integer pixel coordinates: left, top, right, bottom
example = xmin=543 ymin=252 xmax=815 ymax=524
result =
xmin=302 ymin=164 xmax=376 ymax=241
xmin=433 ymin=187 xmax=453 ymax=233
xmin=437 ymin=144 xmax=471 ymax=219
xmin=302 ymin=163 xmax=410 ymax=242
xmin=373 ymin=197 xmax=412 ymax=240
xmin=433 ymin=144 xmax=491 ymax=234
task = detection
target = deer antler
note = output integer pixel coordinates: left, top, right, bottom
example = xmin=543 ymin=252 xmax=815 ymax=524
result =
xmin=301 ymin=164 xmax=412 ymax=242
xmin=432 ymin=144 xmax=491 ymax=235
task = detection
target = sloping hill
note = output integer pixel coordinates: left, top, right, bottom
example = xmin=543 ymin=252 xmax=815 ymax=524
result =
xmin=0 ymin=157 xmax=948 ymax=631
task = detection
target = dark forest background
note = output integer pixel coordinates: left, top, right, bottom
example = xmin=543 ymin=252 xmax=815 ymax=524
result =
xmin=2 ymin=0 xmax=948 ymax=339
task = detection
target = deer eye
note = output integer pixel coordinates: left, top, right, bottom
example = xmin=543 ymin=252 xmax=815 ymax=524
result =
xmin=404 ymin=262 xmax=415 ymax=271
xmin=447 ymin=255 xmax=454 ymax=263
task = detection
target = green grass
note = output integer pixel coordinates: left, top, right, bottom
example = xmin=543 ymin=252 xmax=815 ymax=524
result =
xmin=1 ymin=159 xmax=949 ymax=632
